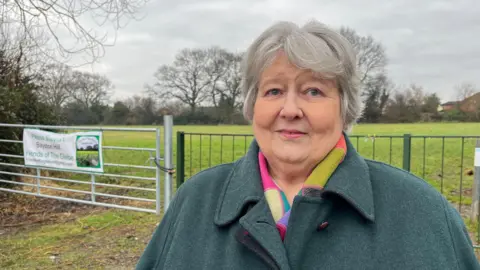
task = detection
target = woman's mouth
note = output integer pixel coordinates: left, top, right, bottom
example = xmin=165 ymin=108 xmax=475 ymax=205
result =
xmin=278 ymin=129 xmax=306 ymax=139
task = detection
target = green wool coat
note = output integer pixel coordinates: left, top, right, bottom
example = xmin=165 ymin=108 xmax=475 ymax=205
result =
xmin=136 ymin=135 xmax=480 ymax=270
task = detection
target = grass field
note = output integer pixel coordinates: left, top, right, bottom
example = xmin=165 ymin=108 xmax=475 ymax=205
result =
xmin=1 ymin=122 xmax=480 ymax=268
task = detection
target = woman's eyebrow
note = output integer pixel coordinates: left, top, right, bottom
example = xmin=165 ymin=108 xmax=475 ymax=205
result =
xmin=296 ymin=75 xmax=337 ymax=92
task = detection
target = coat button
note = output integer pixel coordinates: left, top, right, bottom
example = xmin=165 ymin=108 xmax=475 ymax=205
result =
xmin=317 ymin=221 xmax=329 ymax=231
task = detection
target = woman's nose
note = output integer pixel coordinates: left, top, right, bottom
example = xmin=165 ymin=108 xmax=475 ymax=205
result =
xmin=279 ymin=92 xmax=303 ymax=120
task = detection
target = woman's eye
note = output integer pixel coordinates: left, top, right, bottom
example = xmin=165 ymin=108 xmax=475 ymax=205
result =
xmin=265 ymin=88 xmax=281 ymax=96
xmin=306 ymin=88 xmax=322 ymax=96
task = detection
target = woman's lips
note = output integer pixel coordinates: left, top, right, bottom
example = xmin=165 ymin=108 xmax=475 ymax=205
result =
xmin=278 ymin=130 xmax=306 ymax=139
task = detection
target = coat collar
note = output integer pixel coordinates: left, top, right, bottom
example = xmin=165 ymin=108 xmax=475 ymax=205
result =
xmin=214 ymin=133 xmax=375 ymax=226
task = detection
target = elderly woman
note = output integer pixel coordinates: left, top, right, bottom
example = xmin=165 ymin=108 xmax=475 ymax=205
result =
xmin=137 ymin=20 xmax=479 ymax=269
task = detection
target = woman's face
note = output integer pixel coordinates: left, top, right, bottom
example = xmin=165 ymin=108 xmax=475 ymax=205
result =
xmin=253 ymin=50 xmax=343 ymax=168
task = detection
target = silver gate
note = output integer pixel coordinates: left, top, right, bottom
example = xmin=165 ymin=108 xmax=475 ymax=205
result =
xmin=0 ymin=115 xmax=174 ymax=215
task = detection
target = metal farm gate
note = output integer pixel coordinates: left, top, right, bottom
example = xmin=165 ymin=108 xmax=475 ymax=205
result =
xmin=0 ymin=116 xmax=174 ymax=215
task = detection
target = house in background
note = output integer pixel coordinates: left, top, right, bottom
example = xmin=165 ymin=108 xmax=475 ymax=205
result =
xmin=437 ymin=101 xmax=459 ymax=112
xmin=459 ymin=92 xmax=480 ymax=113
xmin=438 ymin=92 xmax=480 ymax=113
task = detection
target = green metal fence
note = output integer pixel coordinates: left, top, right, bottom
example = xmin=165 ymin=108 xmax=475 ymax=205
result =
xmin=175 ymin=132 xmax=480 ymax=244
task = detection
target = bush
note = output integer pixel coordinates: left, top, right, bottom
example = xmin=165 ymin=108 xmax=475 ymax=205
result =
xmin=442 ymin=109 xmax=468 ymax=122
xmin=0 ymin=50 xmax=58 ymax=187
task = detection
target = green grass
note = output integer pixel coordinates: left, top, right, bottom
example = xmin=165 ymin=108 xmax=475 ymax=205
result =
xmin=2 ymin=122 xmax=480 ymax=268
xmin=0 ymin=209 xmax=159 ymax=269
xmin=37 ymin=122 xmax=478 ymax=214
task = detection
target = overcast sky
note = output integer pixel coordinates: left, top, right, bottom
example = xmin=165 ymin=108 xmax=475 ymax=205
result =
xmin=74 ymin=0 xmax=480 ymax=103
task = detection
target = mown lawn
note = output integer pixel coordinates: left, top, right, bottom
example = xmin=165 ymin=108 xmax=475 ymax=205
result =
xmin=1 ymin=122 xmax=480 ymax=269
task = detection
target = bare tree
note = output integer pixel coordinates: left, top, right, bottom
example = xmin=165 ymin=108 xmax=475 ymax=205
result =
xmin=206 ymin=48 xmax=235 ymax=108
xmin=339 ymin=27 xmax=387 ymax=84
xmin=212 ymin=52 xmax=243 ymax=108
xmin=455 ymin=82 xmax=477 ymax=101
xmin=136 ymin=96 xmax=158 ymax=124
xmin=36 ymin=63 xmax=73 ymax=114
xmin=2 ymin=0 xmax=150 ymax=64
xmin=147 ymin=47 xmax=228 ymax=114
xmin=158 ymin=100 xmax=186 ymax=116
xmin=211 ymin=52 xmax=243 ymax=123
xmin=124 ymin=95 xmax=143 ymax=111
xmin=0 ymin=21 xmax=49 ymax=86
xmin=123 ymin=94 xmax=159 ymax=124
xmin=407 ymin=84 xmax=425 ymax=114
xmin=67 ymin=70 xmax=113 ymax=108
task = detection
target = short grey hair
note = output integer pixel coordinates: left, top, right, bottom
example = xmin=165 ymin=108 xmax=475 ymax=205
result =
xmin=240 ymin=20 xmax=363 ymax=132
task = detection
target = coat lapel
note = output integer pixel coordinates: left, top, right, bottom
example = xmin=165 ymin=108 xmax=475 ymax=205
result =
xmin=213 ymin=138 xmax=264 ymax=226
xmin=214 ymin=134 xmax=375 ymax=270
xmin=323 ymin=134 xmax=375 ymax=222
xmin=237 ymin=197 xmax=290 ymax=270
xmin=214 ymin=139 xmax=290 ymax=269
xmin=283 ymin=135 xmax=376 ymax=267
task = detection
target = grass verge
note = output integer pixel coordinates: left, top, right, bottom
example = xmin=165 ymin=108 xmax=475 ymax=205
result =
xmin=0 ymin=206 xmax=159 ymax=269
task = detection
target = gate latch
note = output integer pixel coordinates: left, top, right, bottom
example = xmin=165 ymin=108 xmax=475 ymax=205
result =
xmin=147 ymin=154 xmax=175 ymax=174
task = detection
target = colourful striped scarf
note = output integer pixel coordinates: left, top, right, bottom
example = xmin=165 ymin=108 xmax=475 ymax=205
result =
xmin=259 ymin=135 xmax=347 ymax=240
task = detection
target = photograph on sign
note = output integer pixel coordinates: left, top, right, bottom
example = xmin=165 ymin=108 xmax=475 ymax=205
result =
xmin=76 ymin=135 xmax=101 ymax=168
xmin=23 ymin=128 xmax=104 ymax=173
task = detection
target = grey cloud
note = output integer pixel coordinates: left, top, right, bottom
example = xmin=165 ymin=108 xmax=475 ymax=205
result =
xmin=75 ymin=0 xmax=480 ymax=103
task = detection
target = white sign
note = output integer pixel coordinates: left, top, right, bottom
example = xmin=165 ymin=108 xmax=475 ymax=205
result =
xmin=23 ymin=129 xmax=103 ymax=173
xmin=475 ymin=148 xmax=480 ymax=167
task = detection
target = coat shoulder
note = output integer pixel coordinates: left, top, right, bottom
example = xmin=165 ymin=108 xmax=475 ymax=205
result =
xmin=363 ymin=158 xmax=479 ymax=269
xmin=364 ymin=158 xmax=442 ymax=200
xmin=363 ymin=158 xmax=452 ymax=227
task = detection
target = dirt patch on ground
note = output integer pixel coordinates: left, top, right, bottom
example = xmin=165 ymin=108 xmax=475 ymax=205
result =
xmin=0 ymin=192 xmax=108 ymax=236
xmin=0 ymin=190 xmax=159 ymax=269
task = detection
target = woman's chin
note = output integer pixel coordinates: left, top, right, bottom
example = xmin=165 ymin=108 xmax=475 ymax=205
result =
xmin=271 ymin=149 xmax=308 ymax=164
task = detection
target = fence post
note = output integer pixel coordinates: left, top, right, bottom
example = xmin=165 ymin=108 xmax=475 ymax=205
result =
xmin=176 ymin=131 xmax=185 ymax=189
xmin=471 ymin=140 xmax=480 ymax=223
xmin=403 ymin=134 xmax=411 ymax=172
xmin=164 ymin=115 xmax=173 ymax=211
